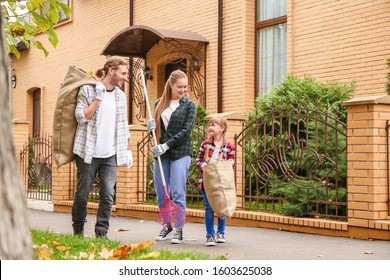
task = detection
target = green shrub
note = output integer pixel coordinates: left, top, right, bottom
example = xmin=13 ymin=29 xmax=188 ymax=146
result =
xmin=245 ymin=75 xmax=354 ymax=218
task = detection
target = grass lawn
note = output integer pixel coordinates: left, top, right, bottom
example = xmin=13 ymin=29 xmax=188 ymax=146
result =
xmin=31 ymin=229 xmax=226 ymax=260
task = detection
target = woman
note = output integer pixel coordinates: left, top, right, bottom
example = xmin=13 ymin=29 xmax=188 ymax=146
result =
xmin=147 ymin=69 xmax=196 ymax=244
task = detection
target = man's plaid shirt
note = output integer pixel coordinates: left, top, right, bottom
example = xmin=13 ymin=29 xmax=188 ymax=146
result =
xmin=73 ymin=84 xmax=130 ymax=165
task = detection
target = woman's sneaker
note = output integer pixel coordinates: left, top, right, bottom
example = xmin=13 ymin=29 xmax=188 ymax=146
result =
xmin=216 ymin=233 xmax=226 ymax=243
xmin=155 ymin=224 xmax=173 ymax=241
xmin=205 ymin=235 xmax=216 ymax=246
xmin=171 ymin=228 xmax=183 ymax=244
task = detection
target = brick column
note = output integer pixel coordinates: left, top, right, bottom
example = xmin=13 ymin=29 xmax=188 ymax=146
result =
xmin=115 ymin=124 xmax=148 ymax=209
xmin=204 ymin=112 xmax=248 ymax=208
xmin=344 ymin=95 xmax=390 ymax=239
xmin=12 ymin=120 xmax=30 ymax=191
xmin=51 ymin=162 xmax=76 ymax=205
xmin=12 ymin=120 xmax=29 ymax=162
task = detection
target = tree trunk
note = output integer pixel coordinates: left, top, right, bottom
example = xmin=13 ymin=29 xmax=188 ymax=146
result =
xmin=0 ymin=14 xmax=32 ymax=259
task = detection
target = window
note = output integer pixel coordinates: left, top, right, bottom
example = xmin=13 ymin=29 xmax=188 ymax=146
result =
xmin=33 ymin=89 xmax=41 ymax=136
xmin=256 ymin=0 xmax=287 ymax=95
xmin=42 ymin=0 xmax=71 ymax=24
xmin=58 ymin=0 xmax=70 ymax=23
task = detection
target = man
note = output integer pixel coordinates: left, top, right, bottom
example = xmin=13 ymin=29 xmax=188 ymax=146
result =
xmin=72 ymin=56 xmax=131 ymax=238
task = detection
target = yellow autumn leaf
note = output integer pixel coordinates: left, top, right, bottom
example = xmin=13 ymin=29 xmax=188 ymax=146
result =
xmin=56 ymin=244 xmax=72 ymax=251
xmin=32 ymin=244 xmax=54 ymax=260
xmin=139 ymin=251 xmax=160 ymax=259
xmin=78 ymin=252 xmax=89 ymax=259
xmin=115 ymin=228 xmax=129 ymax=232
xmin=98 ymin=247 xmax=114 ymax=260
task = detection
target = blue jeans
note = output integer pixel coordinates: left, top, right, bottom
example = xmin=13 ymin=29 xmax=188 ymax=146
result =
xmin=201 ymin=189 xmax=226 ymax=237
xmin=154 ymin=156 xmax=191 ymax=228
xmin=72 ymin=155 xmax=117 ymax=232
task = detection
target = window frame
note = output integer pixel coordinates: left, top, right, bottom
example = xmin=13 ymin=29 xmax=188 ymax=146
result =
xmin=255 ymin=4 xmax=287 ymax=96
xmin=41 ymin=0 xmax=72 ymax=26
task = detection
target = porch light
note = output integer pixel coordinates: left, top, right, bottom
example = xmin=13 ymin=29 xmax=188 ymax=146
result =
xmin=190 ymin=57 xmax=200 ymax=72
xmin=11 ymin=73 xmax=17 ymax=88
xmin=144 ymin=66 xmax=153 ymax=81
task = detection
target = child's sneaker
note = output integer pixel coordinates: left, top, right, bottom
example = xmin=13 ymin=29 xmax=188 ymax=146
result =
xmin=216 ymin=232 xmax=226 ymax=243
xmin=155 ymin=224 xmax=173 ymax=241
xmin=171 ymin=228 xmax=183 ymax=244
xmin=205 ymin=235 xmax=216 ymax=246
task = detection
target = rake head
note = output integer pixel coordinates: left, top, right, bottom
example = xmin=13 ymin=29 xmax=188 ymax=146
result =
xmin=157 ymin=197 xmax=186 ymax=228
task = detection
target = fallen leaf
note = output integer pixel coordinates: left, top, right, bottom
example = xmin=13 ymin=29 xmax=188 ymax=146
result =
xmin=78 ymin=252 xmax=89 ymax=259
xmin=115 ymin=228 xmax=129 ymax=232
xmin=139 ymin=251 xmax=160 ymax=259
xmin=363 ymin=251 xmax=374 ymax=255
xmin=99 ymin=247 xmax=114 ymax=259
xmin=32 ymin=244 xmax=54 ymax=260
xmin=129 ymin=240 xmax=156 ymax=253
xmin=185 ymin=238 xmax=197 ymax=242
xmin=110 ymin=245 xmax=132 ymax=260
xmin=56 ymin=244 xmax=72 ymax=251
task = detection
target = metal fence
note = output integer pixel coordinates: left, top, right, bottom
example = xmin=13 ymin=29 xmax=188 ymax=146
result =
xmin=137 ymin=104 xmax=347 ymax=220
xmin=235 ymin=99 xmax=347 ymax=220
xmin=20 ymin=134 xmax=52 ymax=201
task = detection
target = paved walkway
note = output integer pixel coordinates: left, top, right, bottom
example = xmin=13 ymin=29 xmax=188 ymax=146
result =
xmin=27 ymin=199 xmax=390 ymax=260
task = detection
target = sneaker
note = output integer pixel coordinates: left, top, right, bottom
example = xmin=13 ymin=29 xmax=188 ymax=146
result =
xmin=205 ymin=235 xmax=216 ymax=246
xmin=171 ymin=228 xmax=183 ymax=244
xmin=216 ymin=233 xmax=226 ymax=243
xmin=156 ymin=224 xmax=173 ymax=241
xmin=95 ymin=228 xmax=108 ymax=239
xmin=72 ymin=223 xmax=84 ymax=236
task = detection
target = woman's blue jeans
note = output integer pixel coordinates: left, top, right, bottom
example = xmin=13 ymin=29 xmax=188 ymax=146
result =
xmin=201 ymin=189 xmax=226 ymax=237
xmin=154 ymin=156 xmax=191 ymax=228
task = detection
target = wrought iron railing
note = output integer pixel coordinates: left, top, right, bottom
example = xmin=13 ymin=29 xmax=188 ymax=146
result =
xmin=20 ymin=134 xmax=52 ymax=201
xmin=235 ymin=99 xmax=347 ymax=220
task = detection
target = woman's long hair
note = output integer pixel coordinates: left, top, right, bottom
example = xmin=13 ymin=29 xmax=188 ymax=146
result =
xmin=154 ymin=70 xmax=188 ymax=142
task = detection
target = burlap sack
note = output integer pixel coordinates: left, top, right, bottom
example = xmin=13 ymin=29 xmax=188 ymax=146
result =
xmin=52 ymin=65 xmax=97 ymax=167
xmin=203 ymin=161 xmax=236 ymax=218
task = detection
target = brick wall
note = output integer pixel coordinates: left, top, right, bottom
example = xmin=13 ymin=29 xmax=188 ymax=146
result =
xmin=12 ymin=120 xmax=29 ymax=160
xmin=11 ymin=0 xmax=390 ymax=136
xmin=289 ymin=0 xmax=390 ymax=96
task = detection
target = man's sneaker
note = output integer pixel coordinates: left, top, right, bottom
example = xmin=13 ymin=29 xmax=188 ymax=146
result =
xmin=216 ymin=233 xmax=226 ymax=243
xmin=95 ymin=228 xmax=108 ymax=239
xmin=171 ymin=228 xmax=183 ymax=244
xmin=155 ymin=224 xmax=173 ymax=241
xmin=205 ymin=235 xmax=216 ymax=246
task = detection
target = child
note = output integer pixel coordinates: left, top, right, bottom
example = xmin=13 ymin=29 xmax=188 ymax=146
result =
xmin=196 ymin=115 xmax=235 ymax=246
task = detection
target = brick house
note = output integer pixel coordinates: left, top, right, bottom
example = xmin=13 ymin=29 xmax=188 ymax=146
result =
xmin=10 ymin=0 xmax=390 ymax=239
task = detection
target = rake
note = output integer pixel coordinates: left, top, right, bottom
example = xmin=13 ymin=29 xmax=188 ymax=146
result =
xmin=140 ymin=71 xmax=186 ymax=227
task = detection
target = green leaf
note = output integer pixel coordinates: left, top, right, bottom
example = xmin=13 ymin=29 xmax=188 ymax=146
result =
xmin=48 ymin=5 xmax=60 ymax=23
xmin=47 ymin=29 xmax=58 ymax=47
xmin=58 ymin=2 xmax=71 ymax=17
xmin=8 ymin=44 xmax=21 ymax=59
xmin=32 ymin=40 xmax=49 ymax=57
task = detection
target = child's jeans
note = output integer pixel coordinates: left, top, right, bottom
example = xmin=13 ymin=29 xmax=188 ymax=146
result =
xmin=201 ymin=189 xmax=226 ymax=237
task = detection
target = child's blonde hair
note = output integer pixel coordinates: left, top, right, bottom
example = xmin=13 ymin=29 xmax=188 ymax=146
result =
xmin=208 ymin=115 xmax=228 ymax=137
